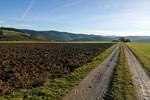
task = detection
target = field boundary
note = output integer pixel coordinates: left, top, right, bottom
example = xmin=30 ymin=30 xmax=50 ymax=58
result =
xmin=0 ymin=44 xmax=117 ymax=100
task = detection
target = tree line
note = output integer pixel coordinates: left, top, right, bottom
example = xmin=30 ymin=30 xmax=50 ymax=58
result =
xmin=0 ymin=27 xmax=25 ymax=33
xmin=112 ymin=37 xmax=131 ymax=42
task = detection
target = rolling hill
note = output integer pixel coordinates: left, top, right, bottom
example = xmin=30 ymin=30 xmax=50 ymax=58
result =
xmin=21 ymin=29 xmax=115 ymax=41
xmin=125 ymin=36 xmax=150 ymax=42
xmin=21 ymin=29 xmax=97 ymax=41
xmin=21 ymin=29 xmax=150 ymax=42
xmin=0 ymin=29 xmax=54 ymax=41
xmin=1 ymin=27 xmax=150 ymax=42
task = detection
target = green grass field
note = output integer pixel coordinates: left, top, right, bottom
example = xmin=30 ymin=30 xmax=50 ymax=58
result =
xmin=126 ymin=43 xmax=150 ymax=73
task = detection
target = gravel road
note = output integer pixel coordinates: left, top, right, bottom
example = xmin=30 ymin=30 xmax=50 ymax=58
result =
xmin=63 ymin=45 xmax=120 ymax=100
xmin=125 ymin=45 xmax=150 ymax=100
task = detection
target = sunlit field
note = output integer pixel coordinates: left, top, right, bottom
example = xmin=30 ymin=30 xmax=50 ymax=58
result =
xmin=1 ymin=0 xmax=150 ymax=99
xmin=127 ymin=43 xmax=150 ymax=72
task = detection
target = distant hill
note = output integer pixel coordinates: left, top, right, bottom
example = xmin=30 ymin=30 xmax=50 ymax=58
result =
xmin=1 ymin=27 xmax=150 ymax=42
xmin=125 ymin=36 xmax=150 ymax=42
xmin=21 ymin=29 xmax=97 ymax=41
xmin=20 ymin=29 xmax=150 ymax=42
xmin=21 ymin=29 xmax=116 ymax=41
xmin=0 ymin=28 xmax=54 ymax=41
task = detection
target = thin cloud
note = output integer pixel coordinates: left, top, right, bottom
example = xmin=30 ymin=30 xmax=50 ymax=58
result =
xmin=8 ymin=18 xmax=23 ymax=21
xmin=0 ymin=24 xmax=11 ymax=27
xmin=0 ymin=20 xmax=5 ymax=24
xmin=48 ymin=0 xmax=86 ymax=14
xmin=22 ymin=0 xmax=36 ymax=18
xmin=19 ymin=24 xmax=32 ymax=27
xmin=82 ymin=30 xmax=150 ymax=36
xmin=0 ymin=20 xmax=5 ymax=27
xmin=3 ymin=24 xmax=11 ymax=27
xmin=63 ymin=0 xmax=86 ymax=8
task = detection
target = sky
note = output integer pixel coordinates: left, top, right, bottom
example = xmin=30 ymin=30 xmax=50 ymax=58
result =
xmin=0 ymin=0 xmax=150 ymax=36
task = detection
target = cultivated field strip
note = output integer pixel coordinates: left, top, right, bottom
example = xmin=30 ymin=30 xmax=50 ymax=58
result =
xmin=63 ymin=45 xmax=120 ymax=100
xmin=125 ymin=46 xmax=150 ymax=100
xmin=0 ymin=43 xmax=114 ymax=96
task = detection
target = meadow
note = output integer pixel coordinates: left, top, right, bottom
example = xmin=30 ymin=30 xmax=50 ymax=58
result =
xmin=127 ymin=43 xmax=150 ymax=74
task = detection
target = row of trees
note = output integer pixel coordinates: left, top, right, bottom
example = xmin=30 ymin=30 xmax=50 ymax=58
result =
xmin=119 ymin=37 xmax=131 ymax=42
xmin=0 ymin=30 xmax=3 ymax=35
xmin=0 ymin=27 xmax=25 ymax=33
xmin=112 ymin=37 xmax=131 ymax=42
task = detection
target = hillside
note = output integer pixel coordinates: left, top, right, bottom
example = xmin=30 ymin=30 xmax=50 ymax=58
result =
xmin=1 ymin=27 xmax=150 ymax=42
xmin=21 ymin=29 xmax=97 ymax=41
xmin=0 ymin=30 xmax=53 ymax=41
xmin=22 ymin=29 xmax=150 ymax=42
xmin=21 ymin=29 xmax=116 ymax=41
xmin=125 ymin=36 xmax=150 ymax=42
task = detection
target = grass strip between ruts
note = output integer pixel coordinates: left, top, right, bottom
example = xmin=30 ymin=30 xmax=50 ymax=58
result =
xmin=0 ymin=44 xmax=117 ymax=100
xmin=104 ymin=44 xmax=137 ymax=100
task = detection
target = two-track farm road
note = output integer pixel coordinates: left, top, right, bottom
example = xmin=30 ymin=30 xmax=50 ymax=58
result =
xmin=125 ymin=45 xmax=150 ymax=100
xmin=63 ymin=45 xmax=120 ymax=100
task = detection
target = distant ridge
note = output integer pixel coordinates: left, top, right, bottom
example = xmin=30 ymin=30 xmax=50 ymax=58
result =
xmin=1 ymin=27 xmax=150 ymax=42
xmin=22 ymin=29 xmax=150 ymax=42
xmin=21 ymin=29 xmax=115 ymax=41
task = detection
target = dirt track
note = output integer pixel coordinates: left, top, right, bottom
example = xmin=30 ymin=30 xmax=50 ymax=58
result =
xmin=125 ymin=45 xmax=150 ymax=100
xmin=63 ymin=45 xmax=120 ymax=100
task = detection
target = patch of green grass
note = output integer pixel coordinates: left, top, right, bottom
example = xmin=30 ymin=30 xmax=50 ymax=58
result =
xmin=0 ymin=44 xmax=117 ymax=100
xmin=126 ymin=43 xmax=150 ymax=73
xmin=78 ymin=53 xmax=86 ymax=58
xmin=105 ymin=44 xmax=137 ymax=100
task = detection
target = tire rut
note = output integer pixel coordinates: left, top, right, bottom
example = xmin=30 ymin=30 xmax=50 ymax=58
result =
xmin=63 ymin=45 xmax=120 ymax=100
xmin=125 ymin=45 xmax=150 ymax=100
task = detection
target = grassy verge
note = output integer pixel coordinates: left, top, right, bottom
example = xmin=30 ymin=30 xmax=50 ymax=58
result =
xmin=105 ymin=44 xmax=137 ymax=100
xmin=126 ymin=43 xmax=150 ymax=74
xmin=0 ymin=44 xmax=117 ymax=100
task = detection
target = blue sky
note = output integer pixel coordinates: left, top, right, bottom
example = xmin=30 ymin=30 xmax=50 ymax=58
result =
xmin=0 ymin=0 xmax=150 ymax=36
